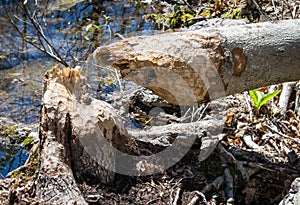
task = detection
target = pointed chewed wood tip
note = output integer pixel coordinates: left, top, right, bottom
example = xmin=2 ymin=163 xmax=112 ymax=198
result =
xmin=44 ymin=65 xmax=86 ymax=95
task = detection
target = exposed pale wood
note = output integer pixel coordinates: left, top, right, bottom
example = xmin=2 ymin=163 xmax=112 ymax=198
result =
xmin=279 ymin=177 xmax=300 ymax=205
xmin=94 ymin=19 xmax=300 ymax=105
xmin=1 ymin=63 xmax=297 ymax=204
xmin=8 ymin=18 xmax=300 ymax=204
xmin=35 ymin=66 xmax=225 ymax=203
xmin=37 ymin=66 xmax=87 ymax=204
xmin=278 ymin=82 xmax=296 ymax=112
xmin=37 ymin=66 xmax=130 ymax=204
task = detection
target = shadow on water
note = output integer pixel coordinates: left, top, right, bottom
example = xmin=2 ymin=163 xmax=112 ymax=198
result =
xmin=0 ymin=0 xmax=157 ymax=175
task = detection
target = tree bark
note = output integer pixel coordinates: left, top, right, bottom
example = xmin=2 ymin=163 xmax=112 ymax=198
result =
xmin=93 ymin=19 xmax=300 ymax=105
xmin=36 ymin=66 xmax=131 ymax=204
xmin=33 ymin=19 xmax=300 ymax=204
xmin=36 ymin=66 xmax=224 ymax=204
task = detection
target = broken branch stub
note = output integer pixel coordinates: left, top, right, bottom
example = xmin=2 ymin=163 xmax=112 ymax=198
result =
xmin=94 ymin=19 xmax=300 ymax=105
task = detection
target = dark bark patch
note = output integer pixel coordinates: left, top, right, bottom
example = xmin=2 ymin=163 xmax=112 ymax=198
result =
xmin=231 ymin=48 xmax=247 ymax=77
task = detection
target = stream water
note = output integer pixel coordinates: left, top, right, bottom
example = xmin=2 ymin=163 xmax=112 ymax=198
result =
xmin=0 ymin=0 xmax=157 ymax=176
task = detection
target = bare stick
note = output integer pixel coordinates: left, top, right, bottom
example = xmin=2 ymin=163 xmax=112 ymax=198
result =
xmin=243 ymin=134 xmax=261 ymax=150
xmin=2 ymin=1 xmax=69 ymax=67
xmin=243 ymin=92 xmax=253 ymax=121
xmin=172 ymin=187 xmax=182 ymax=205
xmin=266 ymin=124 xmax=300 ymax=144
xmin=278 ymin=82 xmax=296 ymax=113
xmin=294 ymin=81 xmax=300 ymax=117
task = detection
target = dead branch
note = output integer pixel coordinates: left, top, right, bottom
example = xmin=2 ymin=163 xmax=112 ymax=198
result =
xmin=1 ymin=0 xmax=69 ymax=67
xmin=278 ymin=82 xmax=296 ymax=113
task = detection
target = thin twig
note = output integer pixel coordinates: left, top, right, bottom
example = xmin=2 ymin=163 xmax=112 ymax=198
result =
xmin=266 ymin=124 xmax=300 ymax=144
xmin=2 ymin=1 xmax=69 ymax=67
xmin=190 ymin=106 xmax=195 ymax=122
xmin=170 ymin=178 xmax=183 ymax=205
xmin=251 ymin=0 xmax=273 ymax=20
xmin=244 ymin=91 xmax=253 ymax=121
xmin=172 ymin=187 xmax=182 ymax=205
xmin=114 ymin=68 xmax=124 ymax=95
xmin=114 ymin=33 xmax=125 ymax=40
xmin=197 ymin=103 xmax=209 ymax=121
xmin=180 ymin=108 xmax=191 ymax=122
xmin=23 ymin=6 xmax=68 ymax=66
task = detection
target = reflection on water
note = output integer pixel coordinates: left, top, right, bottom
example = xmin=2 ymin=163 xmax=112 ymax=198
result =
xmin=0 ymin=0 xmax=158 ymax=176
xmin=0 ymin=0 xmax=156 ymax=124
xmin=0 ymin=0 xmax=155 ymax=69
xmin=0 ymin=59 xmax=56 ymax=124
xmin=0 ymin=145 xmax=28 ymax=177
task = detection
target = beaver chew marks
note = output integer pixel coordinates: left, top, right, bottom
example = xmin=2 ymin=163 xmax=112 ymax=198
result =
xmin=232 ymin=47 xmax=247 ymax=77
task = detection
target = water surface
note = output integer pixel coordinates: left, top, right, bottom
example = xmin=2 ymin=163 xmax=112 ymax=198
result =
xmin=0 ymin=0 xmax=156 ymax=176
xmin=0 ymin=0 xmax=156 ymax=123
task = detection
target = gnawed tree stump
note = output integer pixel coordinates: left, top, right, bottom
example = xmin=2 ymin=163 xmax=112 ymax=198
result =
xmin=37 ymin=66 xmax=130 ymax=204
xmin=36 ymin=66 xmax=224 ymax=204
xmin=94 ymin=19 xmax=300 ymax=105
xmin=35 ymin=19 xmax=300 ymax=203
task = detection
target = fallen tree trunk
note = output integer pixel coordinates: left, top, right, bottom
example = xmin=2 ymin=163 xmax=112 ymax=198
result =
xmin=94 ymin=19 xmax=300 ymax=105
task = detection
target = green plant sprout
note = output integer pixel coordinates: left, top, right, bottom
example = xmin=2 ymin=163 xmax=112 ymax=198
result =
xmin=249 ymin=89 xmax=281 ymax=110
xmin=84 ymin=23 xmax=102 ymax=41
xmin=103 ymin=15 xmax=110 ymax=26
xmin=85 ymin=23 xmax=101 ymax=32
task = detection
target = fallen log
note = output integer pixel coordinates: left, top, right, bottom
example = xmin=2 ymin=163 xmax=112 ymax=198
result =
xmin=94 ymin=19 xmax=300 ymax=105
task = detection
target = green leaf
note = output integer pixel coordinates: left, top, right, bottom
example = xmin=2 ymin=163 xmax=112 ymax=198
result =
xmin=173 ymin=4 xmax=180 ymax=13
xmin=93 ymin=24 xmax=101 ymax=30
xmin=249 ymin=89 xmax=281 ymax=110
xmin=249 ymin=90 xmax=260 ymax=109
xmin=259 ymin=89 xmax=281 ymax=109
xmin=83 ymin=35 xmax=90 ymax=41
xmin=85 ymin=23 xmax=93 ymax=32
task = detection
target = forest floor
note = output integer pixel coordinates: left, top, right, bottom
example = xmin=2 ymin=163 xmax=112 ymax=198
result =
xmin=79 ymin=83 xmax=300 ymax=205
